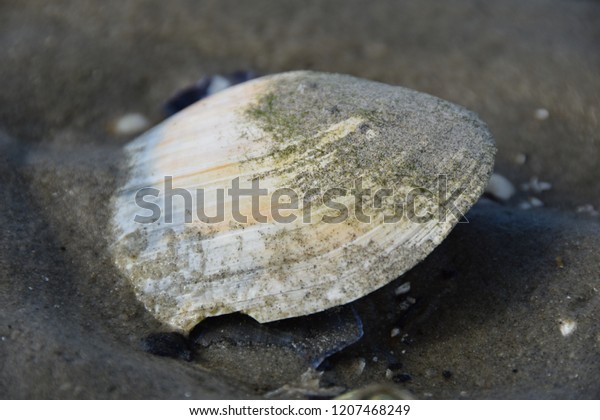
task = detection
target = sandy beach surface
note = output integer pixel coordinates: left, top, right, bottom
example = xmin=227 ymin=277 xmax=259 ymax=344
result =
xmin=1 ymin=0 xmax=599 ymax=399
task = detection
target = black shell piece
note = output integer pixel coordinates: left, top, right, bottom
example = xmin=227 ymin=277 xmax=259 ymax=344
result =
xmin=163 ymin=71 xmax=259 ymax=117
xmin=189 ymin=305 xmax=363 ymax=369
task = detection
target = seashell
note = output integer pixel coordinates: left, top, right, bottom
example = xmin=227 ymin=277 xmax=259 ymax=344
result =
xmin=110 ymin=71 xmax=495 ymax=331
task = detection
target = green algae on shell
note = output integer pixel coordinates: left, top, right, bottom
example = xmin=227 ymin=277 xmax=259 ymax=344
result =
xmin=110 ymin=71 xmax=496 ymax=331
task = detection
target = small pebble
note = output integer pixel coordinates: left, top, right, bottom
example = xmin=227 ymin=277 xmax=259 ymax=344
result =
xmin=398 ymin=296 xmax=417 ymax=311
xmin=485 ymin=173 xmax=516 ymax=201
xmin=559 ymin=319 xmax=577 ymax=337
xmin=534 ymin=108 xmax=550 ymax=120
xmin=515 ymin=153 xmax=528 ymax=165
xmin=521 ymin=176 xmax=552 ymax=193
xmin=529 ymin=197 xmax=544 ymax=207
xmin=576 ymin=204 xmax=599 ymax=217
xmin=385 ymin=369 xmax=393 ymax=380
xmin=112 ymin=113 xmax=150 ymax=136
xmin=555 ymin=256 xmax=565 ymax=269
xmin=394 ymin=281 xmax=411 ymax=296
xmin=390 ymin=327 xmax=401 ymax=338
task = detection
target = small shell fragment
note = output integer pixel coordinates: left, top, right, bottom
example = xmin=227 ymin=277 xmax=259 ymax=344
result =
xmin=110 ymin=71 xmax=495 ymax=331
xmin=559 ymin=319 xmax=577 ymax=337
xmin=394 ymin=282 xmax=411 ymax=296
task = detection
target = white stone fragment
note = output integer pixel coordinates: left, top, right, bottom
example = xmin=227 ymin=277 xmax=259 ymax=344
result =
xmin=534 ymin=108 xmax=550 ymax=120
xmin=390 ymin=327 xmax=401 ymax=338
xmin=485 ymin=173 xmax=516 ymax=201
xmin=113 ymin=113 xmax=150 ymax=136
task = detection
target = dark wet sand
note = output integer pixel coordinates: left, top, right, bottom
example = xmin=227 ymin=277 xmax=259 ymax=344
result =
xmin=1 ymin=0 xmax=599 ymax=398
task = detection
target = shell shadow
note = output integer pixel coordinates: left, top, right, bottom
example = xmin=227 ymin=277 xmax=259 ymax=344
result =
xmin=329 ymin=200 xmax=564 ymax=373
xmin=184 ymin=306 xmax=363 ymax=392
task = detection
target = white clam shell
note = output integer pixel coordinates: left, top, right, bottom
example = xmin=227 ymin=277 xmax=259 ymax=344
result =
xmin=111 ymin=71 xmax=495 ymax=331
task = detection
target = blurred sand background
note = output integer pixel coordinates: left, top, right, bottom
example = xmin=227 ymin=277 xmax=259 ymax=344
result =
xmin=0 ymin=0 xmax=599 ymax=398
